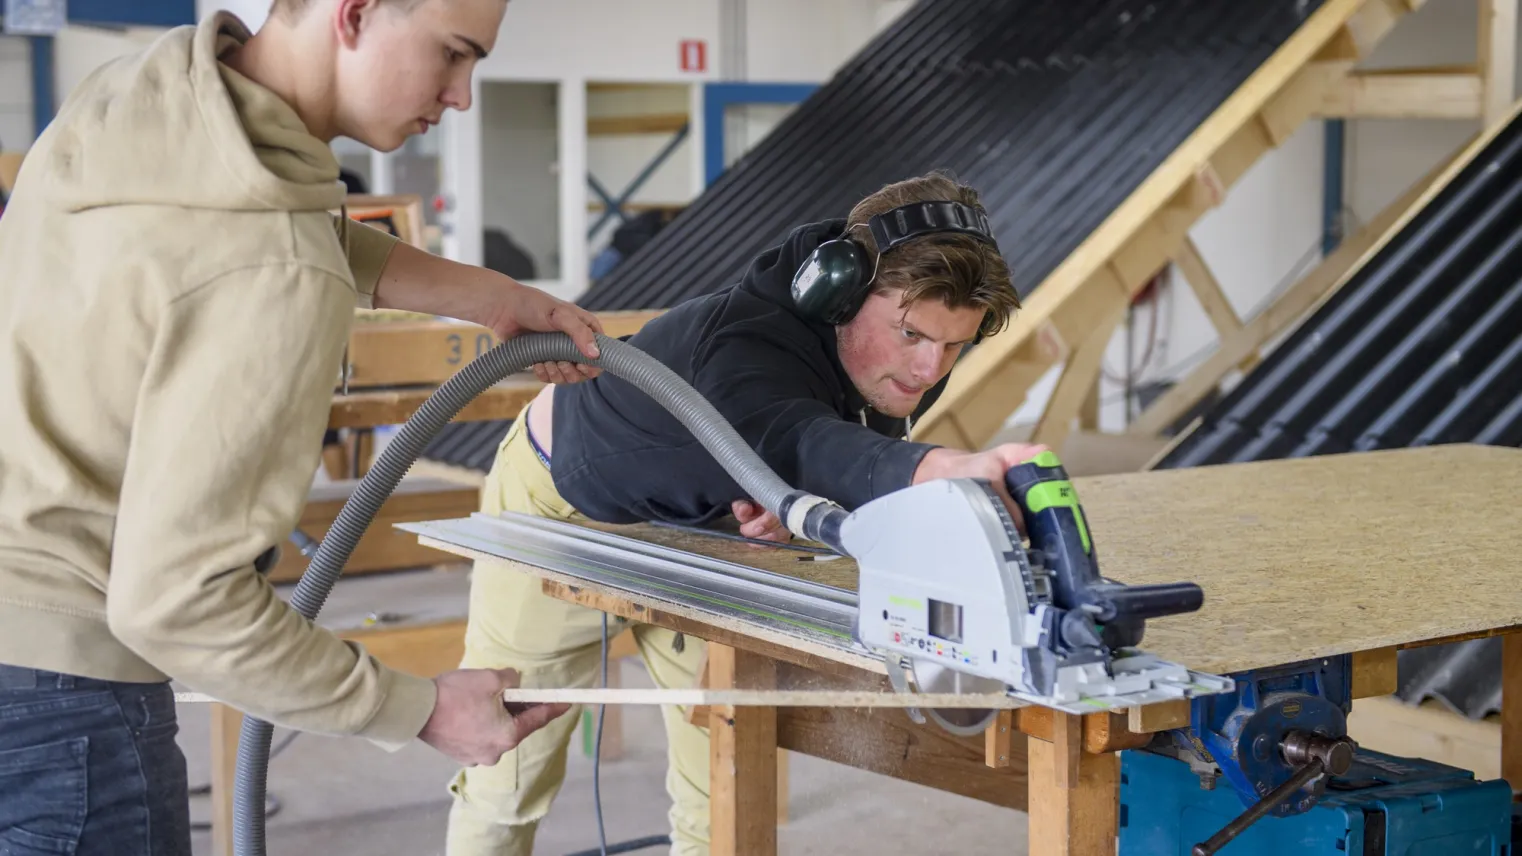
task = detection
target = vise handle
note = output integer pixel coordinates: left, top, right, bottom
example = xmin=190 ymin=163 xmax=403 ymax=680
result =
xmin=1191 ymin=732 xmax=1356 ymax=856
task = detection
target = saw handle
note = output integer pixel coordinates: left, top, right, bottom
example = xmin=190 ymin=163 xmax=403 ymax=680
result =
xmin=1004 ymin=452 xmax=1204 ymax=626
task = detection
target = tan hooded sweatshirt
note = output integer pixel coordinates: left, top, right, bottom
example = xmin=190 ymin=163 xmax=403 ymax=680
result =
xmin=0 ymin=12 xmax=437 ymax=749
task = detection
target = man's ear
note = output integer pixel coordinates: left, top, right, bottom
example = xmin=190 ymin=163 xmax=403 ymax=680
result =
xmin=332 ymin=0 xmax=380 ymax=48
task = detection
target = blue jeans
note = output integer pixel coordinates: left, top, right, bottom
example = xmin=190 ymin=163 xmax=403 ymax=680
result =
xmin=0 ymin=664 xmax=192 ymax=855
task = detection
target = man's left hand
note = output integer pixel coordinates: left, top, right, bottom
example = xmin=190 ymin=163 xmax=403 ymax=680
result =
xmin=481 ymin=283 xmax=605 ymax=385
xmin=732 ymin=499 xmax=791 ymax=544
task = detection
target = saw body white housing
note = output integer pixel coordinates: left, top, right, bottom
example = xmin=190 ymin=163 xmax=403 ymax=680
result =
xmin=844 ymin=479 xmax=1037 ymax=691
xmin=842 ymin=478 xmax=1233 ymax=714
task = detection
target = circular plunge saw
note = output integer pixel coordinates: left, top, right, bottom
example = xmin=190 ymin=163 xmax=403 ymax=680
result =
xmin=845 ymin=451 xmax=1233 ymax=729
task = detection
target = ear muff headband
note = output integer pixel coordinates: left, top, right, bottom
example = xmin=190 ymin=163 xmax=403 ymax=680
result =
xmin=790 ymin=200 xmax=999 ymax=327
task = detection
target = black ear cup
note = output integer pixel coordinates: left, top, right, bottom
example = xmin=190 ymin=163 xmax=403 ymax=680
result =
xmin=791 ymin=238 xmax=871 ymax=325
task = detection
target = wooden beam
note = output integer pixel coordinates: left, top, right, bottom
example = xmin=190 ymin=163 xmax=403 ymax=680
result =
xmin=1504 ymin=632 xmax=1522 ymax=795
xmin=343 ymin=311 xmax=665 ymax=388
xmin=1479 ymin=0 xmax=1519 ymax=127
xmin=709 ymin=644 xmax=778 ymax=856
xmin=1316 ymin=67 xmax=1484 ymax=119
xmin=1174 ymin=239 xmax=1242 ymax=339
xmin=328 ymin=379 xmax=543 ymax=430
xmin=501 ymin=686 xmax=1024 ymax=709
xmin=1128 ymin=135 xmax=1469 ymax=439
xmin=1027 ymin=719 xmax=1120 ymax=856
xmin=587 ymin=113 xmax=689 ymax=136
xmin=269 ymin=478 xmax=479 ymax=582
xmin=1031 ymin=301 xmax=1126 ymax=450
xmin=210 ymin=704 xmax=243 ymax=856
xmin=914 ymin=0 xmax=1413 ymax=450
xmin=1350 ymin=647 xmax=1400 ymax=698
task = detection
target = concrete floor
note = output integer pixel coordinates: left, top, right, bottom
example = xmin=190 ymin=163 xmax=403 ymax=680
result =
xmin=181 ymin=659 xmax=1026 ymax=855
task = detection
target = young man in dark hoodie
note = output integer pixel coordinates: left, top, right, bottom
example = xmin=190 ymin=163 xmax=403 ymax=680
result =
xmin=444 ymin=172 xmax=1041 ymax=854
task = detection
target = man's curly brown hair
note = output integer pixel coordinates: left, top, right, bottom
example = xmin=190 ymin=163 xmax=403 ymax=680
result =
xmin=846 ymin=172 xmax=1018 ymax=339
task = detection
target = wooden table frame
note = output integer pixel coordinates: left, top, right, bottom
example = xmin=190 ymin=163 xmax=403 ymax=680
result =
xmin=526 ymin=576 xmax=1522 ymax=856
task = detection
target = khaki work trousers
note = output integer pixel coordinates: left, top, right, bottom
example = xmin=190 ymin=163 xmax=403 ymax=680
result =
xmin=444 ymin=411 xmax=711 ymax=855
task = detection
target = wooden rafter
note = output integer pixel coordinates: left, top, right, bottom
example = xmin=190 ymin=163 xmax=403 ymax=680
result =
xmin=1316 ymin=66 xmax=1485 ymax=119
xmin=913 ymin=0 xmax=1418 ymax=450
xmin=1480 ymin=0 xmax=1519 ymax=126
xmin=1135 ymin=99 xmax=1513 ymax=447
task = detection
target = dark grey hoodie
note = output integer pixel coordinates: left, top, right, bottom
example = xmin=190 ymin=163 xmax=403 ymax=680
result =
xmin=550 ymin=218 xmax=949 ymax=526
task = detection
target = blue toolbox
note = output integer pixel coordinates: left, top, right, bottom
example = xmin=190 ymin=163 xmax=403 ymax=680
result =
xmin=1119 ymin=746 xmax=1513 ymax=855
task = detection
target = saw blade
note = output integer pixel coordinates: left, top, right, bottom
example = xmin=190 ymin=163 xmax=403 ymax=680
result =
xmin=909 ymin=658 xmax=1006 ymax=736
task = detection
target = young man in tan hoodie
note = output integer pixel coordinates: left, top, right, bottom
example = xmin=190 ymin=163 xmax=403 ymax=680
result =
xmin=0 ymin=1 xmax=590 ymax=853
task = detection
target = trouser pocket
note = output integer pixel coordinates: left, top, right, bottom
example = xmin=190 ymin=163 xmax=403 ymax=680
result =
xmin=0 ymin=736 xmax=89 ymax=854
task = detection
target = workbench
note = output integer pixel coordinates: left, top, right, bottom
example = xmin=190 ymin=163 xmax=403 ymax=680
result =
xmin=404 ymin=444 xmax=1522 ymax=855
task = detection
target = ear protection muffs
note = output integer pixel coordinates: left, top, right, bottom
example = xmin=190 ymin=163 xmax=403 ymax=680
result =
xmin=790 ymin=200 xmax=999 ymax=327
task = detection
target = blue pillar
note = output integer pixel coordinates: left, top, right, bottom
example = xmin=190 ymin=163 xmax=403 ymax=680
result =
xmin=1322 ymin=119 xmax=1345 ymax=256
xmin=29 ymin=36 xmax=54 ymax=139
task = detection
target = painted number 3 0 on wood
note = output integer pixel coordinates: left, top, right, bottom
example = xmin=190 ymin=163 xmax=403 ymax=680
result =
xmin=446 ymin=331 xmax=499 ymax=365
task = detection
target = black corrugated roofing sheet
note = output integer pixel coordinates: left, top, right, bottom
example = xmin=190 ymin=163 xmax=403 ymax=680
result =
xmin=1154 ymin=113 xmax=1522 ymax=719
xmin=577 ymin=0 xmax=1327 ymax=311
xmin=422 ymin=0 xmax=1330 ymax=472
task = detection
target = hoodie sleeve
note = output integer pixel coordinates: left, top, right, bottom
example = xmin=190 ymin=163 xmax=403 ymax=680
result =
xmin=105 ymin=261 xmax=436 ymax=749
xmin=690 ymin=331 xmax=942 ymax=511
xmin=332 ymin=214 xmax=400 ymax=310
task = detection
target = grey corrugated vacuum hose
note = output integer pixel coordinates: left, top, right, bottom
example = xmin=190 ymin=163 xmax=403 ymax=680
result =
xmin=233 ymin=331 xmax=845 ymax=856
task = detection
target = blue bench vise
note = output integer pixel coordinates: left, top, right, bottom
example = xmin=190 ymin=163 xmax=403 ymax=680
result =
xmin=1121 ymin=655 xmax=1513 ymax=854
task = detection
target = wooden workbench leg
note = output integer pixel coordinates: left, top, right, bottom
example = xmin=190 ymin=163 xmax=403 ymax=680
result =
xmin=708 ymin=644 xmax=777 ymax=856
xmin=1027 ymin=712 xmax=1121 ymax=856
xmin=210 ymin=703 xmax=243 ymax=856
xmin=1503 ymin=633 xmax=1522 ymax=794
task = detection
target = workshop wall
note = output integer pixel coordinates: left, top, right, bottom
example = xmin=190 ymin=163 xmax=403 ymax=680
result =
xmin=0 ymin=38 xmax=30 ymax=151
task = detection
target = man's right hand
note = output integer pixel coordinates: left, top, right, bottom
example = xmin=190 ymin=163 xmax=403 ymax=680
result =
xmin=418 ymin=668 xmax=570 ymax=766
xmin=911 ymin=443 xmax=1050 ymax=535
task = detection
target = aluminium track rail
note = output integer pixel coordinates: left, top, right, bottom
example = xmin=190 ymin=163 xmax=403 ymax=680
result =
xmin=398 ymin=512 xmax=863 ymax=653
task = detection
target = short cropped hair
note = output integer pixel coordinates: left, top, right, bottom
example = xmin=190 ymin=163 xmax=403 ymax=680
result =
xmin=269 ymin=0 xmax=426 ymax=21
xmin=846 ymin=172 xmax=1019 ymax=339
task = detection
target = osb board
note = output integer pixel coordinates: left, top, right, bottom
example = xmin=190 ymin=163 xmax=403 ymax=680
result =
xmin=560 ymin=445 xmax=1522 ymax=677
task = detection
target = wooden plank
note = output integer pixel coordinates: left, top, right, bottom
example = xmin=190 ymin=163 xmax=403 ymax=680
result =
xmin=1316 ymin=67 xmax=1484 ymax=119
xmin=1480 ymin=0 xmax=1519 ymax=127
xmin=765 ymin=659 xmax=1029 ymax=809
xmin=986 ymin=709 xmax=1016 ymax=768
xmin=777 ymin=704 xmax=1028 ymax=811
xmin=418 ymin=446 xmax=1522 ymax=690
xmin=1347 ymin=695 xmax=1500 ymax=781
xmin=1128 ymin=699 xmax=1191 ymax=734
xmin=328 ymin=379 xmax=543 ymax=430
xmin=1129 ymin=134 xmax=1471 ymax=438
xmin=1174 ymin=239 xmax=1242 ymax=338
xmin=269 ymin=479 xmax=479 ymax=582
xmin=588 ymin=113 xmax=689 ymax=136
xmin=342 ymin=311 xmax=665 ymax=388
xmin=210 ymin=704 xmax=243 ymax=856
xmin=709 ymin=644 xmax=777 ymax=856
xmin=500 ymin=686 xmax=1024 ymax=709
xmin=1017 ymin=707 xmax=1154 ymax=754
xmin=1351 ymin=647 xmax=1400 ymax=698
xmin=1032 ymin=301 xmax=1127 ymax=450
xmin=1504 ymin=632 xmax=1522 ymax=794
xmin=1027 ymin=728 xmax=1120 ymax=856
xmin=337 ymin=621 xmax=466 ymax=678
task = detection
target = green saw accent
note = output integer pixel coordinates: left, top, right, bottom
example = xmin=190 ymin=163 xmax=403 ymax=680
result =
xmin=1023 ymin=481 xmax=1093 ymax=553
xmin=889 ymin=595 xmax=924 ymax=609
xmin=1025 ymin=450 xmax=1063 ymax=468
